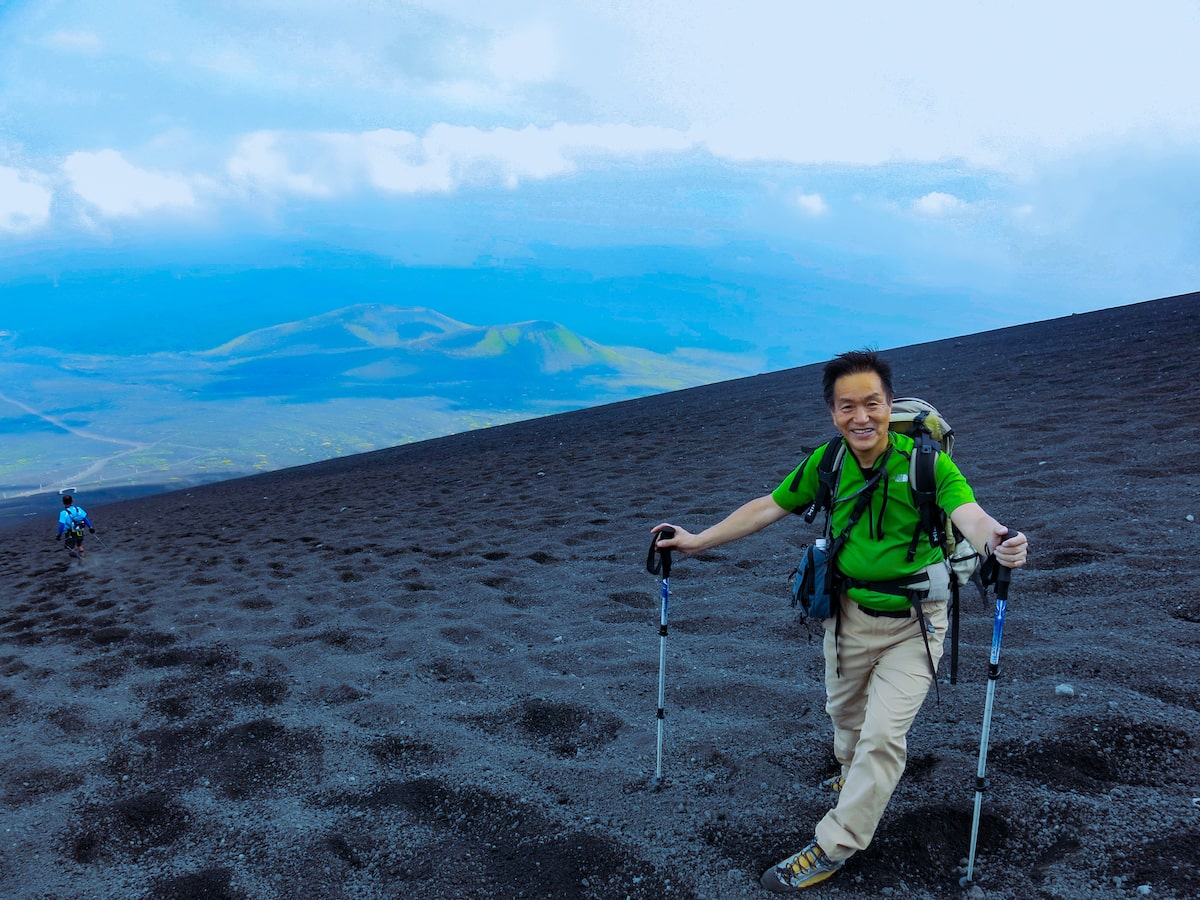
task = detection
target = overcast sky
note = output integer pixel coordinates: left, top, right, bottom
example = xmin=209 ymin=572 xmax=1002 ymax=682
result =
xmin=2 ymin=1 xmax=1198 ymax=368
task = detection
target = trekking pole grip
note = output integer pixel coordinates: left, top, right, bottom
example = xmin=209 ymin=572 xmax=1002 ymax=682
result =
xmin=994 ymin=528 xmax=1018 ymax=599
xmin=647 ymin=527 xmax=675 ymax=577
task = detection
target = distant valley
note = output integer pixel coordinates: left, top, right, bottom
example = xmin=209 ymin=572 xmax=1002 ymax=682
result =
xmin=0 ymin=304 xmax=754 ymax=516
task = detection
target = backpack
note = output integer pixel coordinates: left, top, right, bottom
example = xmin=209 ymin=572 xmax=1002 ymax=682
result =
xmin=789 ymin=397 xmax=983 ymax=683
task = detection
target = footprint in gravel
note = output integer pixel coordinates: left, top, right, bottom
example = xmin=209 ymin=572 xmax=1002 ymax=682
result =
xmin=992 ymin=715 xmax=1193 ymax=791
xmin=149 ymin=867 xmax=241 ymax=899
xmin=479 ymin=697 xmax=624 ymax=758
xmin=66 ymin=790 xmax=188 ymax=863
xmin=130 ymin=717 xmax=323 ymax=800
xmin=331 ymin=777 xmax=672 ymax=898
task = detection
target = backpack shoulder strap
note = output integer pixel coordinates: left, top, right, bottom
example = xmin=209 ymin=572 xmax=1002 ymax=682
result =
xmin=789 ymin=436 xmax=845 ymax=525
xmin=904 ymin=418 xmax=945 ymax=561
xmin=808 ymin=437 xmax=846 ymax=525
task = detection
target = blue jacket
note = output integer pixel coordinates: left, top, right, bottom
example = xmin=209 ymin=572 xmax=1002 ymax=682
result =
xmin=57 ymin=505 xmax=92 ymax=537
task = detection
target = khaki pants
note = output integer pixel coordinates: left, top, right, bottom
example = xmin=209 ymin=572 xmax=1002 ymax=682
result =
xmin=814 ymin=590 xmax=948 ymax=862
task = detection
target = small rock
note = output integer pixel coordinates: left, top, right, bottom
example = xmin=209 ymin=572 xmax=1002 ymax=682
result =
xmin=1137 ymin=885 xmax=1152 ymax=896
xmin=1186 ymin=514 xmax=1195 ymax=522
xmin=1055 ymin=683 xmax=1075 ymax=698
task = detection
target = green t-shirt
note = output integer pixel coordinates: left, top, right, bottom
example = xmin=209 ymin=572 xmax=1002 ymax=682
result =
xmin=772 ymin=432 xmax=976 ymax=611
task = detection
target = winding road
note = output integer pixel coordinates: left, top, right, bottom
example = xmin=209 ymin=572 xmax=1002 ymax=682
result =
xmin=0 ymin=389 xmax=153 ymax=497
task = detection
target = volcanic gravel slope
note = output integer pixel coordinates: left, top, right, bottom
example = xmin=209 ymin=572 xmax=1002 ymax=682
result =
xmin=2 ymin=292 xmax=1198 ymax=899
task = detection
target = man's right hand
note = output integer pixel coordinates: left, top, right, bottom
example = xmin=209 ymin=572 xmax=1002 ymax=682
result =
xmin=651 ymin=523 xmax=692 ymax=552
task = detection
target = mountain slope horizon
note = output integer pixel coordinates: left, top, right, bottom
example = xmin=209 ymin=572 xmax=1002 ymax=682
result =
xmin=4 ymin=288 xmax=1191 ymax=529
xmin=0 ymin=303 xmax=758 ymax=514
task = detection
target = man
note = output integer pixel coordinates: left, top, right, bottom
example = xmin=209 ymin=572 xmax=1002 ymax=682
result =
xmin=652 ymin=349 xmax=1027 ymax=893
xmin=56 ymin=494 xmax=96 ymax=562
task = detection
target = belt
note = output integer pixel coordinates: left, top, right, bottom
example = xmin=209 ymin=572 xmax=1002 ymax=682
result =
xmin=855 ymin=603 xmax=912 ymax=619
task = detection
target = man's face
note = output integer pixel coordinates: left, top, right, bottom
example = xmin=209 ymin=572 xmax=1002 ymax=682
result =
xmin=830 ymin=371 xmax=892 ymax=464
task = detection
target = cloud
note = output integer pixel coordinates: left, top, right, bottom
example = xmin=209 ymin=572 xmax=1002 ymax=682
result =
xmin=913 ymin=192 xmax=969 ymax=217
xmin=357 ymin=130 xmax=455 ymax=193
xmin=227 ymin=132 xmax=337 ymax=197
xmin=5 ymin=119 xmax=699 ymax=233
xmin=421 ymin=122 xmax=692 ymax=186
xmin=488 ymin=23 xmax=559 ymax=84
xmin=43 ymin=30 xmax=103 ymax=52
xmin=425 ymin=123 xmax=576 ymax=187
xmin=795 ymin=191 xmax=828 ymax=217
xmin=63 ymin=150 xmax=197 ymax=217
xmin=605 ymin=2 xmax=1200 ymax=170
xmin=11 ymin=2 xmax=1200 ymax=177
xmin=0 ymin=166 xmax=54 ymax=233
xmin=226 ymin=122 xmax=695 ymax=198
xmin=2 ymin=0 xmax=1195 ymax=329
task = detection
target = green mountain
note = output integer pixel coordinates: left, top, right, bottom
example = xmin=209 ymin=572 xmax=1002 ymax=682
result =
xmin=0 ymin=305 xmax=754 ymax=501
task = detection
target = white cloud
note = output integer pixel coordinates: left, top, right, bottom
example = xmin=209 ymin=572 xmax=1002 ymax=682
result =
xmin=421 ymin=122 xmax=691 ymax=185
xmin=603 ymin=1 xmax=1200 ymax=170
xmin=227 ymin=132 xmax=336 ymax=197
xmin=15 ymin=1 xmax=1200 ymax=177
xmin=795 ymin=192 xmax=828 ymax=217
xmin=488 ymin=23 xmax=558 ymax=84
xmin=224 ymin=122 xmax=695 ymax=198
xmin=63 ymin=150 xmax=196 ymax=217
xmin=12 ymin=120 xmax=692 ymax=231
xmin=44 ymin=30 xmax=103 ymax=52
xmin=5 ymin=0 xmax=1197 ymax=322
xmin=426 ymin=123 xmax=574 ymax=185
xmin=0 ymin=166 xmax=54 ymax=233
xmin=914 ymin=192 xmax=969 ymax=217
xmin=358 ymin=130 xmax=455 ymax=194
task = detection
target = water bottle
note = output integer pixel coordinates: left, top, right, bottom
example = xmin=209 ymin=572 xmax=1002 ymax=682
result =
xmin=804 ymin=538 xmax=833 ymax=618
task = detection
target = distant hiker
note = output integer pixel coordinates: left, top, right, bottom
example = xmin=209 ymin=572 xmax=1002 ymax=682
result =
xmin=652 ymin=349 xmax=1027 ymax=893
xmin=56 ymin=494 xmax=95 ymax=562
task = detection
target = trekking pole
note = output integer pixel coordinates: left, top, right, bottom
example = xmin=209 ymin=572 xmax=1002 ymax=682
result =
xmin=90 ymin=532 xmax=106 ymax=550
xmin=645 ymin=527 xmax=675 ymax=790
xmin=963 ymin=529 xmax=1018 ymax=888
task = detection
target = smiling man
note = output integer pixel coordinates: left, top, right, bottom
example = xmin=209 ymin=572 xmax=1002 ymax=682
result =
xmin=653 ymin=348 xmax=1027 ymax=893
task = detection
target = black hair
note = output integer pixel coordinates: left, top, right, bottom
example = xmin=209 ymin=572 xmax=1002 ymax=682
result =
xmin=822 ymin=349 xmax=894 ymax=408
xmin=62 ymin=495 xmax=73 ymax=505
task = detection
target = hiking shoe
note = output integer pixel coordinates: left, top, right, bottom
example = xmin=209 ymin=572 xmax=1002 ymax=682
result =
xmin=820 ymin=774 xmax=845 ymax=794
xmin=760 ymin=841 xmax=843 ymax=893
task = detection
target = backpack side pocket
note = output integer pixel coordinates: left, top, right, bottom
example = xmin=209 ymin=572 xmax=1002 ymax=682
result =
xmin=791 ymin=543 xmax=834 ymax=619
